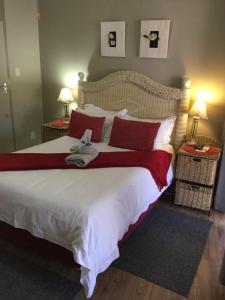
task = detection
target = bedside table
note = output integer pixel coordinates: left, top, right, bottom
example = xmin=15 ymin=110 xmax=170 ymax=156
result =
xmin=175 ymin=139 xmax=221 ymax=213
xmin=42 ymin=121 xmax=69 ymax=142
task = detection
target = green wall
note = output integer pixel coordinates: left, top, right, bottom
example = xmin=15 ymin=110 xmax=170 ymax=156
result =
xmin=4 ymin=0 xmax=43 ymax=149
xmin=0 ymin=0 xmax=3 ymax=21
xmin=39 ymin=0 xmax=225 ymax=141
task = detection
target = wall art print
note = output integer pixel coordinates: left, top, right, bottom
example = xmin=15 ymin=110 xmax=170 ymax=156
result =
xmin=101 ymin=21 xmax=126 ymax=57
xmin=139 ymin=20 xmax=170 ymax=58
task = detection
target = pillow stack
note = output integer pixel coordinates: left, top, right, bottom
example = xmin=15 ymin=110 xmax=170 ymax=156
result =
xmin=109 ymin=116 xmax=160 ymax=151
xmin=69 ymin=104 xmax=128 ymax=142
xmin=68 ymin=104 xmax=176 ymax=152
xmin=69 ymin=110 xmax=105 ymax=142
xmin=125 ymin=115 xmax=176 ymax=149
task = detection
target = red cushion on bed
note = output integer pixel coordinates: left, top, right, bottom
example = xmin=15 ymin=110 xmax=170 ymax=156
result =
xmin=69 ymin=110 xmax=105 ymax=142
xmin=109 ymin=116 xmax=160 ymax=151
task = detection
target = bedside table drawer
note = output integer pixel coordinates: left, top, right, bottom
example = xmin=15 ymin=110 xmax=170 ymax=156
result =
xmin=175 ymin=181 xmax=213 ymax=211
xmin=176 ymin=155 xmax=217 ymax=185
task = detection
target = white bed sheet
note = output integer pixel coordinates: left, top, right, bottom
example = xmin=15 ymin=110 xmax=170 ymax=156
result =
xmin=0 ymin=136 xmax=174 ymax=297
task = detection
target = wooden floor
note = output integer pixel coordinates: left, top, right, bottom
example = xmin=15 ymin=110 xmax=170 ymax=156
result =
xmin=2 ymin=198 xmax=225 ymax=300
xmin=75 ymin=200 xmax=225 ymax=300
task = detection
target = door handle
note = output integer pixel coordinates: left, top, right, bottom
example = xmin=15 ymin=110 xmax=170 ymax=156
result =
xmin=0 ymin=82 xmax=8 ymax=94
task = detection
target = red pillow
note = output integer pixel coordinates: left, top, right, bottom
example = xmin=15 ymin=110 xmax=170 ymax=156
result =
xmin=109 ymin=116 xmax=160 ymax=151
xmin=69 ymin=110 xmax=105 ymax=142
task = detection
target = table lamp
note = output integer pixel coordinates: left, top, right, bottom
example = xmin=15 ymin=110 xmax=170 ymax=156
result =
xmin=58 ymin=88 xmax=74 ymax=120
xmin=188 ymin=99 xmax=208 ymax=145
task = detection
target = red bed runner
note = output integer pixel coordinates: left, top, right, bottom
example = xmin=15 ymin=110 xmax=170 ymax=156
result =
xmin=0 ymin=150 xmax=172 ymax=190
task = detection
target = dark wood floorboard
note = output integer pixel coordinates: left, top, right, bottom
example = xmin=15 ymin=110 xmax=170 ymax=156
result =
xmin=75 ymin=199 xmax=225 ymax=300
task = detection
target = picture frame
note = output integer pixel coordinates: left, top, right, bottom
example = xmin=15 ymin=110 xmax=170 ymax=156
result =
xmin=139 ymin=20 xmax=171 ymax=59
xmin=101 ymin=21 xmax=126 ymax=57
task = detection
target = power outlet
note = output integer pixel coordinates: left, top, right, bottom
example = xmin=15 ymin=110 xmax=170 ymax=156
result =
xmin=30 ymin=131 xmax=36 ymax=140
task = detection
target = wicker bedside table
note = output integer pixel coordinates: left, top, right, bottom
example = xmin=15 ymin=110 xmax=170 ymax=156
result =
xmin=42 ymin=121 xmax=69 ymax=142
xmin=175 ymin=138 xmax=221 ymax=213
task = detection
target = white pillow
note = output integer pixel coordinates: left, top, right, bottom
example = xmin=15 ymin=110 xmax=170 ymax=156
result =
xmin=77 ymin=104 xmax=128 ymax=142
xmin=125 ymin=115 xmax=176 ymax=148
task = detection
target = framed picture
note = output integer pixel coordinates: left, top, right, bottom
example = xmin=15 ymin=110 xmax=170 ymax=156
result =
xmin=139 ymin=20 xmax=171 ymax=58
xmin=101 ymin=21 xmax=126 ymax=57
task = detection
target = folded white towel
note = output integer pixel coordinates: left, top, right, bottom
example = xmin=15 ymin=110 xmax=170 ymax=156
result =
xmin=70 ymin=129 xmax=92 ymax=154
xmin=65 ymin=145 xmax=99 ymax=167
xmin=65 ymin=129 xmax=99 ymax=167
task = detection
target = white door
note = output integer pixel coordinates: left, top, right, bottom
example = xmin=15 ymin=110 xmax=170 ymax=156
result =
xmin=0 ymin=20 xmax=14 ymax=152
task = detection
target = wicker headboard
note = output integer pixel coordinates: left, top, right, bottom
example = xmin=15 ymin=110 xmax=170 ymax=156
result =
xmin=77 ymin=70 xmax=191 ymax=151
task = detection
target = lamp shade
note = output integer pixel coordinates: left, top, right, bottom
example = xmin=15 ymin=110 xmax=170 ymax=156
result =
xmin=189 ymin=100 xmax=208 ymax=120
xmin=58 ymin=88 xmax=74 ymax=104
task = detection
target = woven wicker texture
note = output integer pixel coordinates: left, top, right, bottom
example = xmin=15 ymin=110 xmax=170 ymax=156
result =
xmin=176 ymin=154 xmax=218 ymax=186
xmin=195 ymin=135 xmax=221 ymax=147
xmin=78 ymin=71 xmax=191 ymax=151
xmin=175 ymin=181 xmax=212 ymax=211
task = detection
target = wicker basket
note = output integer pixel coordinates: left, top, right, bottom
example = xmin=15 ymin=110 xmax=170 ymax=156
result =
xmin=176 ymin=154 xmax=217 ymax=185
xmin=175 ymin=180 xmax=212 ymax=211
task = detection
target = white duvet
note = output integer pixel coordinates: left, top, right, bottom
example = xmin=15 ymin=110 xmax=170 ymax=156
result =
xmin=0 ymin=136 xmax=174 ymax=297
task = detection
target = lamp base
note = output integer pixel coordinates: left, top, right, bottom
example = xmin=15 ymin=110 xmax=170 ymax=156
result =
xmin=63 ymin=104 xmax=70 ymax=120
xmin=62 ymin=117 xmax=70 ymax=124
xmin=186 ymin=137 xmax=197 ymax=146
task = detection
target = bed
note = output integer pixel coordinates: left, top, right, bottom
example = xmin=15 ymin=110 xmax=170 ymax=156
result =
xmin=0 ymin=70 xmax=191 ymax=298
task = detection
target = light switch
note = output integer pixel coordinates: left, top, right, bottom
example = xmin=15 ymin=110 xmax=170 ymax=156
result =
xmin=15 ymin=68 xmax=21 ymax=77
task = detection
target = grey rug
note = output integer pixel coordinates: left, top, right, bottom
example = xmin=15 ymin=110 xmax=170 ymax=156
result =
xmin=0 ymin=247 xmax=81 ymax=300
xmin=219 ymin=252 xmax=225 ymax=285
xmin=113 ymin=206 xmax=212 ymax=296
